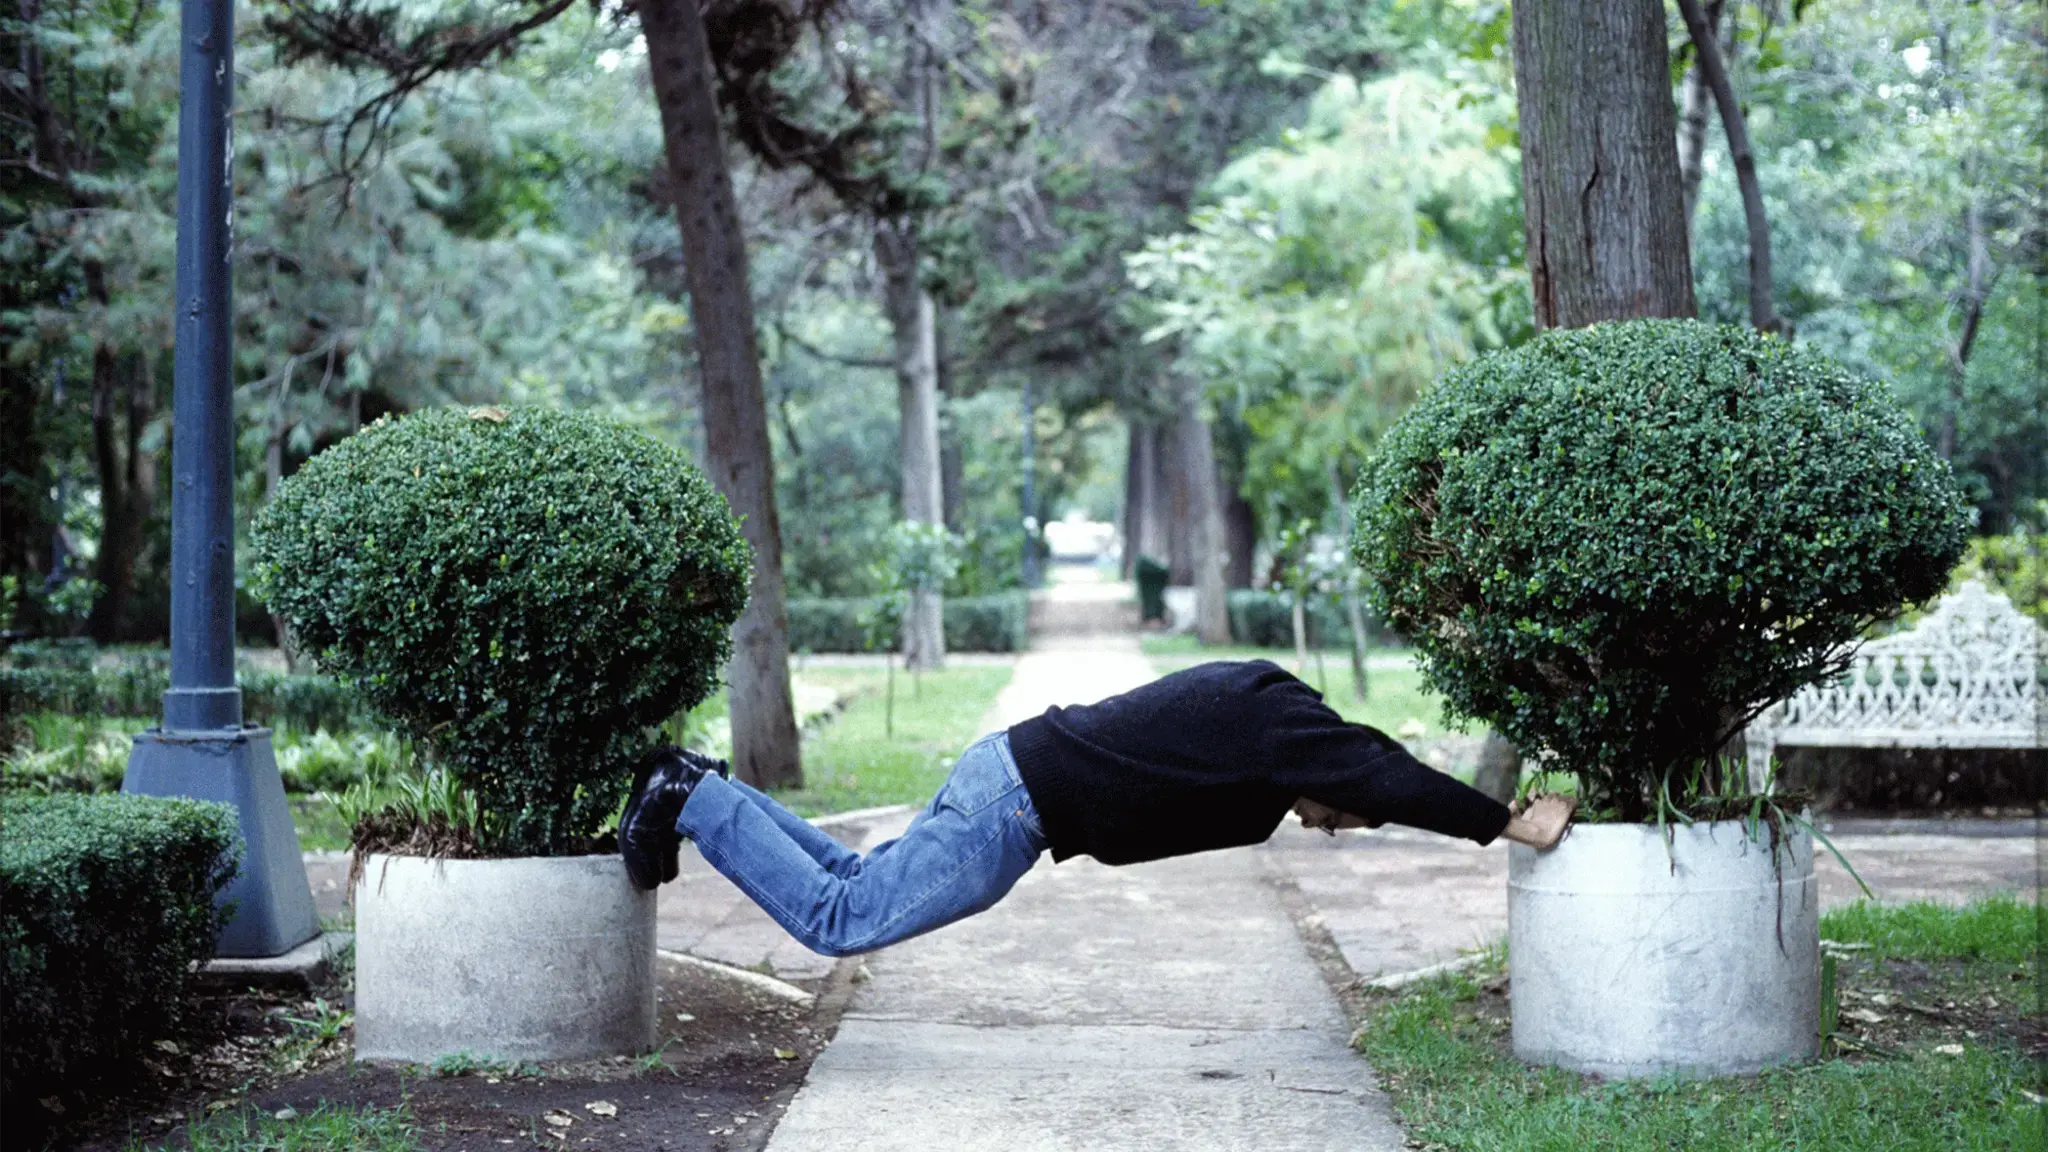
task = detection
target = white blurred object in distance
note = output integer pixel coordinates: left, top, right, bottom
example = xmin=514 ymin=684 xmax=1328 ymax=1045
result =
xmin=1162 ymin=587 xmax=1197 ymax=634
xmin=1044 ymin=510 xmax=1116 ymax=562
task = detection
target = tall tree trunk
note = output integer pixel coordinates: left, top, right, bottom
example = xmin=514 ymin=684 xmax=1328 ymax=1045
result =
xmin=1940 ymin=191 xmax=1992 ymax=460
xmin=1676 ymin=0 xmax=1727 ymax=225
xmin=876 ymin=224 xmax=947 ymax=671
xmin=1133 ymin=424 xmax=1170 ymax=567
xmin=1221 ymin=475 xmax=1255 ymax=589
xmin=1330 ymin=465 xmax=1369 ymax=701
xmin=1471 ymin=732 xmax=1522 ymax=805
xmin=1511 ymin=0 xmax=1697 ymax=330
xmin=0 ymin=345 xmax=45 ymax=587
xmin=264 ymin=424 xmax=303 ymax=672
xmin=84 ymin=259 xmax=158 ymax=643
xmin=935 ymin=313 xmax=964 ymax=532
xmin=1676 ymin=0 xmax=1785 ymax=335
xmin=1165 ymin=409 xmax=1195 ymax=586
xmin=1171 ymin=375 xmax=1229 ymax=644
xmin=1120 ymin=423 xmax=1142 ymax=579
xmin=640 ymin=0 xmax=802 ymax=789
xmin=1504 ymin=0 xmax=1700 ymax=803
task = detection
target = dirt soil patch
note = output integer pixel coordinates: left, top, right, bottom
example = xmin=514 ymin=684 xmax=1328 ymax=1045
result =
xmin=59 ymin=954 xmax=854 ymax=1152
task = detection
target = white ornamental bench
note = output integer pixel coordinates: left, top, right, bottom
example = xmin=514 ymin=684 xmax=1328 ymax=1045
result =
xmin=1746 ymin=580 xmax=2046 ymax=792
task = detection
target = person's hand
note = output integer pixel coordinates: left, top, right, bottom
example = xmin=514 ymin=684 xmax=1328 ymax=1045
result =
xmin=1502 ymin=793 xmax=1576 ymax=851
xmin=1294 ymin=797 xmax=1382 ymax=835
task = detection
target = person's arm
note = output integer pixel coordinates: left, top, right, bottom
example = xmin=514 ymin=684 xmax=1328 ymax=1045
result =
xmin=1295 ymin=792 xmax=1575 ymax=849
xmin=1498 ymin=794 xmax=1575 ymax=850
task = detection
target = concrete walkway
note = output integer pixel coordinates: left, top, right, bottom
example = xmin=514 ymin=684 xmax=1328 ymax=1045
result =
xmin=764 ymin=631 xmax=1408 ymax=1152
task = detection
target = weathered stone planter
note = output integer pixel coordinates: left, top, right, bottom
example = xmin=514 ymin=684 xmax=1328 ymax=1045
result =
xmin=353 ymin=853 xmax=655 ymax=1063
xmin=1508 ymin=819 xmax=1818 ymax=1079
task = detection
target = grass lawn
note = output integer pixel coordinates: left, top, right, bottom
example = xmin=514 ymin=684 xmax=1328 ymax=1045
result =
xmin=133 ymin=1104 xmax=421 ymax=1152
xmin=1355 ymin=895 xmax=2041 ymax=1151
xmin=769 ymin=664 xmax=1014 ymax=817
xmin=1141 ymin=637 xmax=1461 ymax=738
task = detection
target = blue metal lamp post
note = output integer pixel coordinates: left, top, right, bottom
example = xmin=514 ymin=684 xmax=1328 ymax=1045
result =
xmin=122 ymin=0 xmax=319 ymax=958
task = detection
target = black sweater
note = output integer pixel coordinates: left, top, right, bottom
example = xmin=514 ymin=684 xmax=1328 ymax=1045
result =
xmin=1006 ymin=660 xmax=1512 ymax=865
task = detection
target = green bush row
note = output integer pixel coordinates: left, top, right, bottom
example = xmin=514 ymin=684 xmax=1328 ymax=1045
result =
xmin=0 ymin=664 xmax=372 ymax=731
xmin=1224 ymin=590 xmax=1402 ymax=649
xmin=1 ymin=793 xmax=240 ymax=1120
xmin=787 ymin=593 xmax=1030 ymax=654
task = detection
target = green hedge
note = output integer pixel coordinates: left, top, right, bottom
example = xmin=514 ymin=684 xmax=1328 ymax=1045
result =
xmin=1352 ymin=318 xmax=1967 ymax=820
xmin=1 ymin=793 xmax=240 ymax=1120
xmin=251 ymin=408 xmax=752 ymax=855
xmin=0 ymin=663 xmax=372 ymax=731
xmin=1226 ymin=590 xmax=1392 ymax=649
xmin=788 ymin=593 xmax=1029 ymax=654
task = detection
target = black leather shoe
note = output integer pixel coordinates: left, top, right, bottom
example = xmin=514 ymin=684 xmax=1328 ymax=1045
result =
xmin=620 ymin=745 xmax=730 ymax=890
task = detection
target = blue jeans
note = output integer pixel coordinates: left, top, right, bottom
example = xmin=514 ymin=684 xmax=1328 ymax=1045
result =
xmin=675 ymin=732 xmax=1048 ymax=957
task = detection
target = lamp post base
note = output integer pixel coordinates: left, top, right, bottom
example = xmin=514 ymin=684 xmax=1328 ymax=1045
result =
xmin=124 ymin=726 xmax=321 ymax=958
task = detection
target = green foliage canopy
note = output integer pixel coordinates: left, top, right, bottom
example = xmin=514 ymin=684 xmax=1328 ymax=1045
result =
xmin=1129 ymin=69 xmax=1528 ymax=531
xmin=1351 ymin=320 xmax=1971 ymax=821
xmin=250 ymin=408 xmax=751 ymax=855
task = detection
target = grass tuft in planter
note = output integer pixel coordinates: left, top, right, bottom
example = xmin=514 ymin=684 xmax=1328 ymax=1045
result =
xmin=1352 ymin=319 xmax=1971 ymax=822
xmin=251 ymin=407 xmax=751 ymax=856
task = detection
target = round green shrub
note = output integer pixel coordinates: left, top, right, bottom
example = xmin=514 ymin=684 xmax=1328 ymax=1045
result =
xmin=1351 ymin=319 xmax=1970 ymax=821
xmin=251 ymin=408 xmax=751 ymax=854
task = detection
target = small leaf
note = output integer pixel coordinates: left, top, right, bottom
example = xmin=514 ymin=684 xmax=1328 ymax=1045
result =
xmin=1933 ymin=1043 xmax=1966 ymax=1056
xmin=544 ymin=1109 xmax=575 ymax=1128
xmin=584 ymin=1101 xmax=618 ymax=1118
xmin=773 ymin=1048 xmax=798 ymax=1060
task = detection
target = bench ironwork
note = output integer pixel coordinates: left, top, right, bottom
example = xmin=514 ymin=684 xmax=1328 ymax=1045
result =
xmin=1746 ymin=580 xmax=2045 ymax=791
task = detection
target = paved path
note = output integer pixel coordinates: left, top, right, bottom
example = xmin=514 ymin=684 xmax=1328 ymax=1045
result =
xmin=765 ymin=632 xmax=1408 ymax=1152
xmin=1260 ymin=817 xmax=2039 ymax=985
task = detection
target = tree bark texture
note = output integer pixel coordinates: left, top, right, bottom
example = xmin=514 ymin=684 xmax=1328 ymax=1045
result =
xmin=1676 ymin=0 xmax=1784 ymax=335
xmin=1941 ymin=192 xmax=1992 ymax=460
xmin=84 ymin=260 xmax=158 ymax=643
xmin=1676 ymin=0 xmax=1726 ymax=225
xmin=0 ymin=346 xmax=45 ymax=585
xmin=1221 ymin=477 xmax=1255 ymax=589
xmin=1471 ymin=732 xmax=1522 ymax=806
xmin=1171 ymin=376 xmax=1230 ymax=644
xmin=640 ymin=0 xmax=802 ymax=789
xmin=1120 ymin=424 xmax=1142 ymax=578
xmin=1132 ymin=424 xmax=1171 ymax=568
xmin=1165 ymin=412 xmax=1194 ymax=586
xmin=935 ymin=314 xmax=964 ymax=532
xmin=1511 ymin=0 xmax=1698 ymax=329
xmin=876 ymin=223 xmax=947 ymax=671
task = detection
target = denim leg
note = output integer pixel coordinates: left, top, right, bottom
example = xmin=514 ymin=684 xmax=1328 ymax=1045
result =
xmin=676 ymin=734 xmax=1045 ymax=957
xmin=719 ymin=776 xmax=863 ymax=879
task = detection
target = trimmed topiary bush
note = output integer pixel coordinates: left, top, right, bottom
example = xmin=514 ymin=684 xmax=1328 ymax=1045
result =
xmin=251 ymin=408 xmax=751 ymax=855
xmin=1352 ymin=319 xmax=1970 ymax=821
xmin=1 ymin=793 xmax=239 ymax=1122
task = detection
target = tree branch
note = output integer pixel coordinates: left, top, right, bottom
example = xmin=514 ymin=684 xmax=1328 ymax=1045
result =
xmin=1676 ymin=0 xmax=1786 ymax=337
xmin=776 ymin=325 xmax=895 ymax=370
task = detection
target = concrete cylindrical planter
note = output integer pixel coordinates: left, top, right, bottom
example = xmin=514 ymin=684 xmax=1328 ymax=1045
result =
xmin=1508 ymin=819 xmax=1818 ymax=1079
xmin=353 ymin=853 xmax=655 ymax=1064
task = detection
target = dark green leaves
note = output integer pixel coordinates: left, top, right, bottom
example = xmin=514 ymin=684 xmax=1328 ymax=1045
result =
xmin=1 ymin=793 xmax=240 ymax=1118
xmin=1352 ymin=319 xmax=1971 ymax=820
xmin=250 ymin=408 xmax=751 ymax=855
